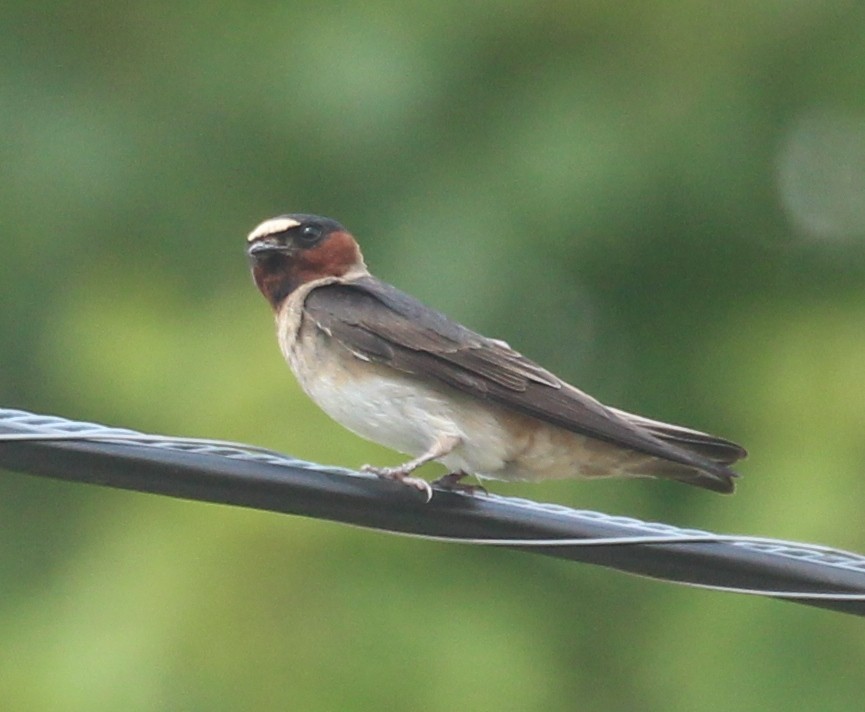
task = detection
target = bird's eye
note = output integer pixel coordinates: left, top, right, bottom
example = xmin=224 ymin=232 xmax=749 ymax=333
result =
xmin=298 ymin=224 xmax=323 ymax=245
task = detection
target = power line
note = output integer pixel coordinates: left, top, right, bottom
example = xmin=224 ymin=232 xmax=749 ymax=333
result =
xmin=1 ymin=407 xmax=864 ymax=616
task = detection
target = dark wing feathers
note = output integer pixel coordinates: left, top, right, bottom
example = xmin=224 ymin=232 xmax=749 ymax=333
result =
xmin=303 ymin=277 xmax=745 ymax=488
xmin=608 ymin=409 xmax=747 ymax=465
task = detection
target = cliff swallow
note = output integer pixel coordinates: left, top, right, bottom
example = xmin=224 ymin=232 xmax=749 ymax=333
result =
xmin=247 ymin=214 xmax=746 ymax=500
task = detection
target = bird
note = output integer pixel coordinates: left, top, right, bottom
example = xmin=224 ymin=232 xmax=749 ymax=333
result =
xmin=246 ymin=213 xmax=746 ymax=500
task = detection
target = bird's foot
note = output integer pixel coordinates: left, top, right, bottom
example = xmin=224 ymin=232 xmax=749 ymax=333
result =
xmin=361 ymin=464 xmax=433 ymax=502
xmin=431 ymin=471 xmax=488 ymax=496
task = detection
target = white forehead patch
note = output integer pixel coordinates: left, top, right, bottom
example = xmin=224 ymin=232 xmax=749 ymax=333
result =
xmin=246 ymin=217 xmax=302 ymax=243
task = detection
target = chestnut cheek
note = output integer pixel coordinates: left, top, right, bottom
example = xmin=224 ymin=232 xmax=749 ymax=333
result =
xmin=298 ymin=231 xmax=360 ymax=278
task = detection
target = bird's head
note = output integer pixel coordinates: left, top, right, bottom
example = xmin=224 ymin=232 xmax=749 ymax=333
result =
xmin=246 ymin=214 xmax=367 ymax=309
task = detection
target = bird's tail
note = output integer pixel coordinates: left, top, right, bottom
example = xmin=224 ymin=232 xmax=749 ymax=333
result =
xmin=610 ymin=408 xmax=747 ymax=493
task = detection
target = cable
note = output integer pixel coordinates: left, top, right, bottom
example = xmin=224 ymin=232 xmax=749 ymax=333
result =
xmin=1 ymin=406 xmax=864 ymax=616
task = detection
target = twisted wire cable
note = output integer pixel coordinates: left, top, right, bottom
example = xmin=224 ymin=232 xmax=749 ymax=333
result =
xmin=1 ymin=407 xmax=864 ymax=616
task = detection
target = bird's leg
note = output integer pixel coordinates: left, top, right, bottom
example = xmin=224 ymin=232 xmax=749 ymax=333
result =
xmin=432 ymin=471 xmax=488 ymax=496
xmin=362 ymin=435 xmax=460 ymax=502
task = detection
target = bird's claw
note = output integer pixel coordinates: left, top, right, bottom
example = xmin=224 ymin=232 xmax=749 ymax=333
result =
xmin=361 ymin=463 xmax=401 ymax=478
xmin=361 ymin=464 xmax=433 ymax=502
xmin=398 ymin=476 xmax=434 ymax=502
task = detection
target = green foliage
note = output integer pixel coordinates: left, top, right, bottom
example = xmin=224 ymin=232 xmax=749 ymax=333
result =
xmin=2 ymin=2 xmax=865 ymax=710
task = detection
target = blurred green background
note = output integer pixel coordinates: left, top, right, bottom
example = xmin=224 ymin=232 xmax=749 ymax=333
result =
xmin=2 ymin=1 xmax=865 ymax=710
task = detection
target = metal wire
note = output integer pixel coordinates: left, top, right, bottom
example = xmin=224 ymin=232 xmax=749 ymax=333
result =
xmin=1 ymin=406 xmax=864 ymax=616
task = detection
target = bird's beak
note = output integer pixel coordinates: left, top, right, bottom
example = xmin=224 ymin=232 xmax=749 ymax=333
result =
xmin=247 ymin=239 xmax=292 ymax=257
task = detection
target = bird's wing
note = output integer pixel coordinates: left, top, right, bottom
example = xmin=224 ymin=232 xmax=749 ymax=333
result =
xmin=607 ymin=408 xmax=745 ymax=465
xmin=303 ymin=276 xmax=744 ymax=485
